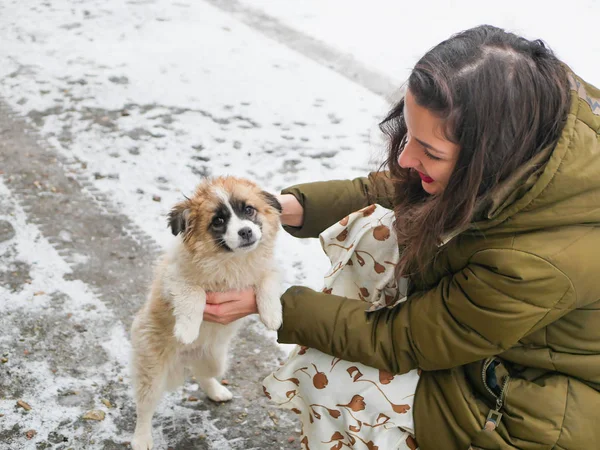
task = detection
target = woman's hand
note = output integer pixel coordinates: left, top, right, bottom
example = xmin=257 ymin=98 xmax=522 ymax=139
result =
xmin=204 ymin=287 xmax=258 ymax=325
xmin=276 ymin=194 xmax=304 ymax=227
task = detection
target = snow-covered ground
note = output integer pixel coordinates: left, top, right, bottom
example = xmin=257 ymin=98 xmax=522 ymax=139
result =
xmin=0 ymin=0 xmax=598 ymax=448
xmin=0 ymin=1 xmax=389 ymax=447
xmin=0 ymin=0 xmax=393 ymax=291
xmin=239 ymin=0 xmax=600 ymax=86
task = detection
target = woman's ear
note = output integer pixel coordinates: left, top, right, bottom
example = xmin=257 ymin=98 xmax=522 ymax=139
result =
xmin=261 ymin=191 xmax=283 ymax=213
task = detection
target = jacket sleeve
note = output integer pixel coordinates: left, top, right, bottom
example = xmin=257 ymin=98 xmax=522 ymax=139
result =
xmin=281 ymin=171 xmax=395 ymax=238
xmin=277 ymin=249 xmax=575 ymax=374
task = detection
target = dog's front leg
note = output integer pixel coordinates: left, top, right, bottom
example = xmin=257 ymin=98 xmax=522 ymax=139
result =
xmin=255 ymin=270 xmax=283 ymax=331
xmin=172 ymin=288 xmax=206 ymax=345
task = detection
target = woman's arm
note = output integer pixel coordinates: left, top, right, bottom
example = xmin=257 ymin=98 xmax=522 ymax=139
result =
xmin=204 ymin=288 xmax=257 ymax=324
xmin=277 ymin=249 xmax=575 ymax=374
xmin=280 ymin=171 xmax=395 ymax=238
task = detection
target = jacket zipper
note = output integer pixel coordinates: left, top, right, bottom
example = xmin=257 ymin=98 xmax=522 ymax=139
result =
xmin=481 ymin=357 xmax=510 ymax=432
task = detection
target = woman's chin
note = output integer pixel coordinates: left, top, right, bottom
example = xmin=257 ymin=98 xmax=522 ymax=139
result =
xmin=421 ymin=180 xmax=441 ymax=195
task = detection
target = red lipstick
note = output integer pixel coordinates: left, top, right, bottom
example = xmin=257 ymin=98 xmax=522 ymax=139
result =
xmin=418 ymin=171 xmax=434 ymax=183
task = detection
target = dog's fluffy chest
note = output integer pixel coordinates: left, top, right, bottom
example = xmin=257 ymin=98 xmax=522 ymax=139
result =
xmin=162 ymin=239 xmax=273 ymax=293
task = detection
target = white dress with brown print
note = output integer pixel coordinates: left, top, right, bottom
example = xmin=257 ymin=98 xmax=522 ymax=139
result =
xmin=263 ymin=204 xmax=420 ymax=450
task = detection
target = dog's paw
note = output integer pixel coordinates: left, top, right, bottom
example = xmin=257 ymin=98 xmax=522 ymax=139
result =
xmin=173 ymin=319 xmax=200 ymax=345
xmin=206 ymin=383 xmax=233 ymax=402
xmin=131 ymin=432 xmax=154 ymax=450
xmin=259 ymin=302 xmax=283 ymax=331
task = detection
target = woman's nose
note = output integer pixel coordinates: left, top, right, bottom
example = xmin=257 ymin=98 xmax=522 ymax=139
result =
xmin=398 ymin=139 xmax=419 ymax=169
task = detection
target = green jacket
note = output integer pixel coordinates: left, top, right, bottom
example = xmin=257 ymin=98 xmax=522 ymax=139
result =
xmin=277 ymin=71 xmax=600 ymax=449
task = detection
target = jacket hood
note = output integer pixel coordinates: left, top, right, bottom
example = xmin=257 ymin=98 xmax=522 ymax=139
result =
xmin=472 ymin=69 xmax=600 ymax=234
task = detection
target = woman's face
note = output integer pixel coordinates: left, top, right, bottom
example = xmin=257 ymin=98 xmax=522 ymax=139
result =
xmin=399 ymin=89 xmax=461 ymax=195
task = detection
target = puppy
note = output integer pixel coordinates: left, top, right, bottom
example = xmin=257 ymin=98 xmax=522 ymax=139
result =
xmin=130 ymin=176 xmax=283 ymax=450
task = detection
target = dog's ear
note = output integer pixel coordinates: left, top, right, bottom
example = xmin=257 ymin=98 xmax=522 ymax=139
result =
xmin=168 ymin=204 xmax=191 ymax=236
xmin=261 ymin=191 xmax=282 ymax=213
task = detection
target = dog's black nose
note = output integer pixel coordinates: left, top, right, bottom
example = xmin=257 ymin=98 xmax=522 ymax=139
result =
xmin=238 ymin=227 xmax=253 ymax=240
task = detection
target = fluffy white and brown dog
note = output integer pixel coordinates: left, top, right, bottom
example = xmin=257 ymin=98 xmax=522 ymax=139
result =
xmin=130 ymin=176 xmax=283 ymax=450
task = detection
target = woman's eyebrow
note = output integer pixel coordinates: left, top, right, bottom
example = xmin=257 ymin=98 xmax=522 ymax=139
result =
xmin=414 ymin=137 xmax=444 ymax=155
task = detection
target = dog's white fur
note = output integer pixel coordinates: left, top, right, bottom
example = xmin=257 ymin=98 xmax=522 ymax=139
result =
xmin=130 ymin=177 xmax=283 ymax=450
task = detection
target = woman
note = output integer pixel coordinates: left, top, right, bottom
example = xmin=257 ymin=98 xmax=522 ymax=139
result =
xmin=205 ymin=25 xmax=600 ymax=449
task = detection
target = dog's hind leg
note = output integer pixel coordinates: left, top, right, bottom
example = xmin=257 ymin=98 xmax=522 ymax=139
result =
xmin=191 ymin=350 xmax=233 ymax=402
xmin=198 ymin=376 xmax=233 ymax=402
xmin=131 ymin=353 xmax=169 ymax=450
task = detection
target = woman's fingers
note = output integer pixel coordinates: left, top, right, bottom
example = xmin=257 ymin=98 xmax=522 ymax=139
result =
xmin=204 ymin=300 xmax=243 ymax=322
xmin=204 ymin=300 xmax=237 ymax=316
xmin=206 ymin=287 xmax=254 ymax=304
xmin=204 ymin=302 xmax=246 ymax=325
xmin=204 ymin=287 xmax=257 ymax=324
xmin=206 ymin=290 xmax=235 ymax=304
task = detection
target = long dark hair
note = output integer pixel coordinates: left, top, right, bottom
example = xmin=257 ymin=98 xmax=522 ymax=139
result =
xmin=381 ymin=25 xmax=570 ymax=279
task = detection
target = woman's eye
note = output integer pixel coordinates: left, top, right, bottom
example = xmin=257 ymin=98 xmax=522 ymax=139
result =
xmin=244 ymin=206 xmax=256 ymax=216
xmin=212 ymin=217 xmax=225 ymax=227
xmin=423 ymin=148 xmax=442 ymax=161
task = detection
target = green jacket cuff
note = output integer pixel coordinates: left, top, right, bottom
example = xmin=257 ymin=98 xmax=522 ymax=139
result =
xmin=277 ymin=285 xmax=410 ymax=374
xmin=278 ymin=285 xmax=345 ymax=348
xmin=280 ymin=172 xmax=395 ymax=239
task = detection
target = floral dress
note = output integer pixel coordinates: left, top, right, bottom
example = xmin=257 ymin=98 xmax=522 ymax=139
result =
xmin=263 ymin=204 xmax=420 ymax=450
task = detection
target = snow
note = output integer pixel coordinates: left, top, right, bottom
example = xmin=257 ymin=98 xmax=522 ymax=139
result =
xmin=0 ymin=177 xmax=256 ymax=447
xmin=0 ymin=178 xmax=128 ymax=444
xmin=0 ymin=0 xmax=396 ymax=292
xmin=0 ymin=0 xmax=598 ymax=447
xmin=0 ymin=180 xmax=77 ymax=313
xmin=240 ymin=0 xmax=600 ymax=86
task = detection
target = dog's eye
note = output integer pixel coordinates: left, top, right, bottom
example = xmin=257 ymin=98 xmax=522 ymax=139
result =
xmin=244 ymin=205 xmax=256 ymax=216
xmin=212 ymin=217 xmax=225 ymax=227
